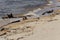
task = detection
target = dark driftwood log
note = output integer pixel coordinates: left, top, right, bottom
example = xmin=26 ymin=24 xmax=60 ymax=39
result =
xmin=0 ymin=32 xmax=6 ymax=36
xmin=23 ymin=16 xmax=27 ymax=20
xmin=0 ymin=28 xmax=5 ymax=31
xmin=42 ymin=12 xmax=46 ymax=15
xmin=46 ymin=10 xmax=54 ymax=13
xmin=7 ymin=13 xmax=14 ymax=18
xmin=42 ymin=10 xmax=54 ymax=15
xmin=11 ymin=20 xmax=20 ymax=23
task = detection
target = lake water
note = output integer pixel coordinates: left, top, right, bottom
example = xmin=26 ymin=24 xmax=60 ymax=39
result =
xmin=0 ymin=0 xmax=48 ymax=16
xmin=0 ymin=0 xmax=59 ymax=17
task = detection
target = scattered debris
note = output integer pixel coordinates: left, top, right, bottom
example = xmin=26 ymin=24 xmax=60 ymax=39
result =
xmin=17 ymin=37 xmax=24 ymax=40
xmin=0 ymin=32 xmax=6 ymax=36
xmin=48 ymin=19 xmax=58 ymax=22
xmin=11 ymin=20 xmax=20 ymax=23
xmin=42 ymin=10 xmax=54 ymax=15
xmin=0 ymin=28 xmax=5 ymax=31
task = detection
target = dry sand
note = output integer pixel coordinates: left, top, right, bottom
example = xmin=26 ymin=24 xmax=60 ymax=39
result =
xmin=24 ymin=15 xmax=60 ymax=40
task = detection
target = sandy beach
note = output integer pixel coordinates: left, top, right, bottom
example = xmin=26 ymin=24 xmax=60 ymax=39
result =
xmin=0 ymin=0 xmax=60 ymax=40
xmin=0 ymin=10 xmax=60 ymax=40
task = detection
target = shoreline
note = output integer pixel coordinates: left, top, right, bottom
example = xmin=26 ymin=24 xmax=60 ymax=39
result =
xmin=0 ymin=9 xmax=60 ymax=40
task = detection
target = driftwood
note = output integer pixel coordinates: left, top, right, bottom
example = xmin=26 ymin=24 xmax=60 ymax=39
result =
xmin=2 ymin=13 xmax=14 ymax=19
xmin=2 ymin=17 xmax=8 ymax=19
xmin=42 ymin=10 xmax=54 ymax=15
xmin=0 ymin=32 xmax=6 ymax=36
xmin=46 ymin=10 xmax=54 ymax=13
xmin=11 ymin=20 xmax=20 ymax=23
xmin=0 ymin=28 xmax=6 ymax=36
xmin=23 ymin=16 xmax=27 ymax=20
xmin=42 ymin=12 xmax=46 ymax=15
xmin=0 ymin=28 xmax=5 ymax=31
xmin=7 ymin=13 xmax=14 ymax=18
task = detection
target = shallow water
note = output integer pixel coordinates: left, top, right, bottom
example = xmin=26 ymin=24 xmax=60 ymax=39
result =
xmin=0 ymin=0 xmax=48 ymax=16
xmin=0 ymin=0 xmax=59 ymax=17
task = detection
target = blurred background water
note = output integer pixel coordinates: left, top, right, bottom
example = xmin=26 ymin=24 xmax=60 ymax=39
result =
xmin=0 ymin=0 xmax=48 ymax=17
xmin=0 ymin=0 xmax=58 ymax=17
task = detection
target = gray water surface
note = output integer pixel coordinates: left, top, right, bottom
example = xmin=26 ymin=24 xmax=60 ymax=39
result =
xmin=0 ymin=0 xmax=59 ymax=17
xmin=0 ymin=0 xmax=48 ymax=16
